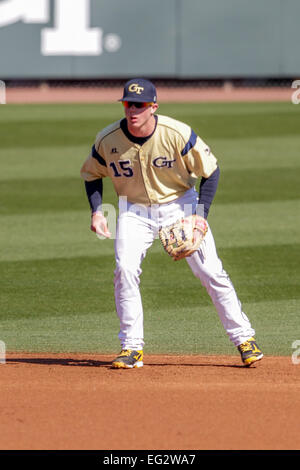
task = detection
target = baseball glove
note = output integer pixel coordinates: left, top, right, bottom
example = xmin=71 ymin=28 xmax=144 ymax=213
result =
xmin=159 ymin=214 xmax=208 ymax=261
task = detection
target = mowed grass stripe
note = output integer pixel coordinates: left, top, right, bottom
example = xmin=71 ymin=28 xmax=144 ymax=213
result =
xmin=1 ymin=102 xmax=296 ymax=123
xmin=1 ymin=244 xmax=299 ymax=319
xmin=211 ymin=199 xmax=300 ymax=249
xmin=159 ymin=101 xmax=300 ymax=118
xmin=0 ymin=255 xmax=116 ymax=319
xmin=1 ymin=166 xmax=298 ymax=215
xmin=0 ymin=209 xmax=115 ymax=262
xmin=1 ymin=103 xmax=300 ymax=150
xmin=143 ymin=298 xmax=300 ymax=356
xmin=0 ymin=118 xmax=112 ymax=149
xmin=214 ymin=167 xmax=300 ymax=204
xmin=1 ymin=299 xmax=297 ymax=355
xmin=1 ymin=249 xmax=299 ymax=355
xmin=1 ymin=102 xmax=297 ymax=124
xmin=1 ymin=135 xmax=300 ymax=184
xmin=210 ymin=135 xmax=300 ymax=171
xmin=177 ymin=111 xmax=300 ymax=140
xmin=140 ymin=245 xmax=300 ymax=305
xmin=0 ymin=199 xmax=299 ymax=262
xmin=0 ymin=145 xmax=90 ymax=181
xmin=0 ymin=103 xmax=121 ymax=123
xmin=0 ymin=176 xmax=118 ymax=215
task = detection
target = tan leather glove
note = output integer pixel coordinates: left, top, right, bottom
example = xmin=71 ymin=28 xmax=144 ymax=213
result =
xmin=159 ymin=214 xmax=208 ymax=261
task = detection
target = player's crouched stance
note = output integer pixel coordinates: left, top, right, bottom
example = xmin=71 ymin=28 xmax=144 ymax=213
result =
xmin=80 ymin=78 xmax=263 ymax=369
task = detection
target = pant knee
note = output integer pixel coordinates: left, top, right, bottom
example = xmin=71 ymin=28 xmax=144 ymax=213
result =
xmin=114 ymin=262 xmax=141 ymax=289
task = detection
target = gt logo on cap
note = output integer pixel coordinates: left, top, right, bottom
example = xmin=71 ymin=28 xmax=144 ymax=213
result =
xmin=128 ymin=83 xmax=144 ymax=95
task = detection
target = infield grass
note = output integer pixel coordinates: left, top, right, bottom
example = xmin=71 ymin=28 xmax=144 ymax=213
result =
xmin=0 ymin=101 xmax=299 ymax=357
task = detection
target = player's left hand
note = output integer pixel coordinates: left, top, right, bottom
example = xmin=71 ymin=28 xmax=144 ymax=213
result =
xmin=91 ymin=211 xmax=111 ymax=238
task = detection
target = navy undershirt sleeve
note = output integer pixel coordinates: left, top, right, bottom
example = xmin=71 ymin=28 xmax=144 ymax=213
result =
xmin=85 ymin=179 xmax=103 ymax=213
xmin=198 ymin=166 xmax=220 ymax=218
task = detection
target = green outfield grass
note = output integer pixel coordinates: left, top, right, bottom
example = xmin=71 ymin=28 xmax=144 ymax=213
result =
xmin=0 ymin=101 xmax=299 ymax=357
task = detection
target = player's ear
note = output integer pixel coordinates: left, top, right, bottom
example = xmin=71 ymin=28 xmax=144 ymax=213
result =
xmin=151 ymin=103 xmax=159 ymax=114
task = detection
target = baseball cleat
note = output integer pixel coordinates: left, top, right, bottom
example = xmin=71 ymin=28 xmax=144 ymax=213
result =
xmin=238 ymin=337 xmax=263 ymax=366
xmin=111 ymin=349 xmax=143 ymax=369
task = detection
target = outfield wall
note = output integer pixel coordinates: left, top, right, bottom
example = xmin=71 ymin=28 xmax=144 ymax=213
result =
xmin=0 ymin=0 xmax=299 ymax=80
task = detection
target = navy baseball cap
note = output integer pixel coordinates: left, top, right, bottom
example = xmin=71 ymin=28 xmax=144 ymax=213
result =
xmin=119 ymin=78 xmax=157 ymax=103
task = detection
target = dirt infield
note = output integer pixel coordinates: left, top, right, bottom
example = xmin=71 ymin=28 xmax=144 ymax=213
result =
xmin=1 ymin=353 xmax=299 ymax=450
xmin=6 ymin=85 xmax=292 ymax=103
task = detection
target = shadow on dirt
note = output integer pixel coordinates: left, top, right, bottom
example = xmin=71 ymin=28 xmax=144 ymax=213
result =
xmin=5 ymin=356 xmax=249 ymax=369
xmin=6 ymin=357 xmax=111 ymax=367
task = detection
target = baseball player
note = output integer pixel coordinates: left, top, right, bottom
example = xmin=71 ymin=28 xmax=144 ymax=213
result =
xmin=80 ymin=78 xmax=263 ymax=369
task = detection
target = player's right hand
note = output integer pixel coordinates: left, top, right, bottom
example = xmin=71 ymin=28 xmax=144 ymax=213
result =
xmin=91 ymin=211 xmax=111 ymax=238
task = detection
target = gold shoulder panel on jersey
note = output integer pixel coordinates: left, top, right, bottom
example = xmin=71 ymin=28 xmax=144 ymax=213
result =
xmin=157 ymin=114 xmax=192 ymax=144
xmin=79 ymin=122 xmax=122 ymax=182
xmin=95 ymin=119 xmax=123 ymax=148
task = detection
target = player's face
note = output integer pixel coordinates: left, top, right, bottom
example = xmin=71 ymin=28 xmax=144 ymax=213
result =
xmin=123 ymin=101 xmax=158 ymax=136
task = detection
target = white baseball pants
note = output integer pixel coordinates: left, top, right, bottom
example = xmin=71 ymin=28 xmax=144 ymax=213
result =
xmin=114 ymin=188 xmax=255 ymax=350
